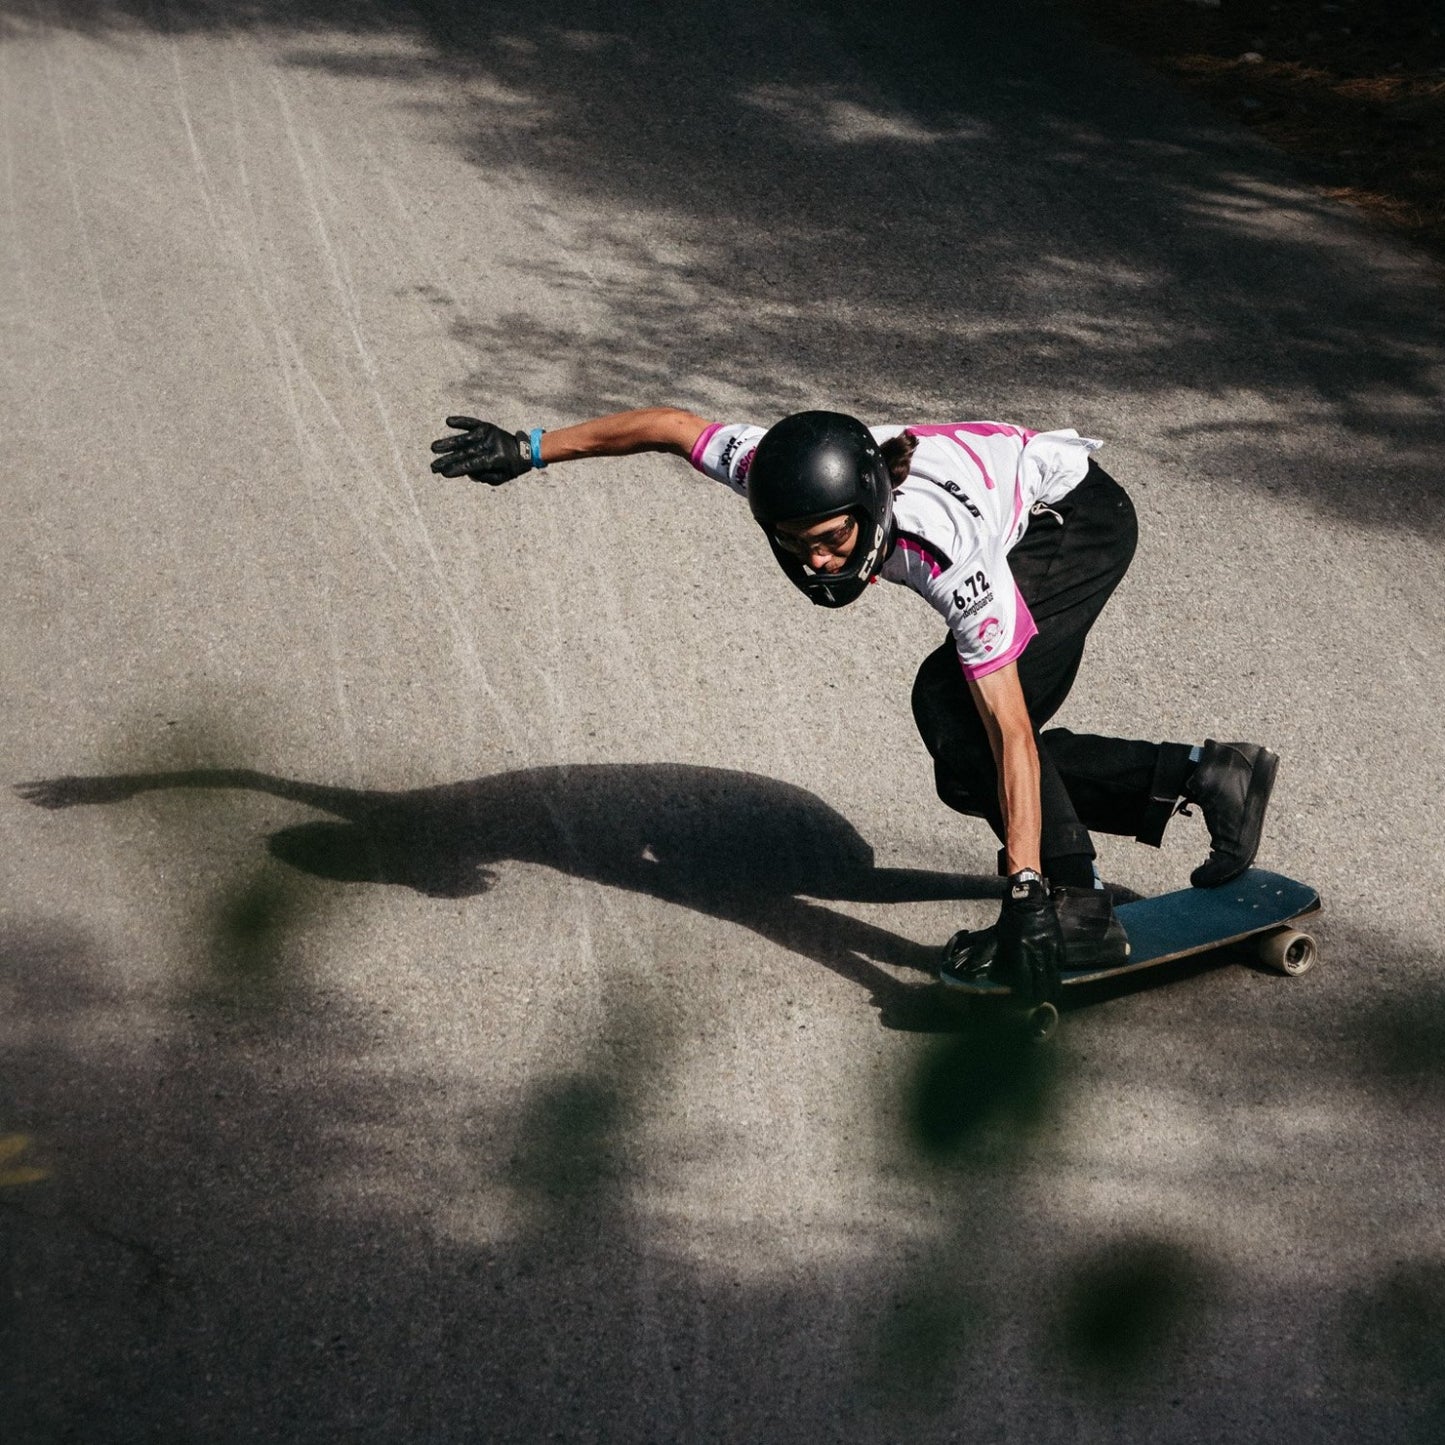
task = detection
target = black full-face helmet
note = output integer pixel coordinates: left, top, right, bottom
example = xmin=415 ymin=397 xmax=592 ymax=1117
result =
xmin=746 ymin=411 xmax=894 ymax=608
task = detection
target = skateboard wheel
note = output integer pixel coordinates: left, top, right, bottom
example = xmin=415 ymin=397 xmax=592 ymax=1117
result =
xmin=1027 ymin=1001 xmax=1060 ymax=1042
xmin=1258 ymin=928 xmax=1317 ymax=977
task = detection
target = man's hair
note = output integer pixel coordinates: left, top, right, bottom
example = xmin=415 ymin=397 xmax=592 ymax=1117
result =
xmin=881 ymin=429 xmax=918 ymax=488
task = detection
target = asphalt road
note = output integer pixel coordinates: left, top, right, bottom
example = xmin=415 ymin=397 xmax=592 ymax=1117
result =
xmin=3 ymin=1 xmax=1444 ymax=1440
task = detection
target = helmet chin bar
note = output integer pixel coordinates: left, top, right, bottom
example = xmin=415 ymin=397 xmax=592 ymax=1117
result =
xmin=767 ymin=517 xmax=886 ymax=608
xmin=805 ymin=574 xmax=869 ymax=607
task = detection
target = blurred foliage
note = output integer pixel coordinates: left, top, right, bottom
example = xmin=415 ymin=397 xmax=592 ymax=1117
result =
xmin=505 ymin=1074 xmax=625 ymax=1207
xmin=199 ymin=863 xmax=310 ymax=1007
xmin=888 ymin=1012 xmax=1220 ymax=1405
xmin=906 ymin=1008 xmax=1063 ymax=1161
xmin=1360 ymin=989 xmax=1445 ymax=1101
xmin=868 ymin=1278 xmax=983 ymax=1405
xmin=1347 ymin=1260 xmax=1445 ymax=1416
xmin=19 ymin=711 xmax=1443 ymax=1432
xmin=864 ymin=1006 xmax=1066 ymax=1400
xmin=499 ymin=998 xmax=672 ymax=1230
xmin=1055 ymin=1234 xmax=1215 ymax=1388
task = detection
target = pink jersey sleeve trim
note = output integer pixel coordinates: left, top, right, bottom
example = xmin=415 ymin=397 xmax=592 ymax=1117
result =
xmin=952 ymin=435 xmax=997 ymax=492
xmin=1010 ymin=459 xmax=1027 ymax=539
xmin=895 ymin=534 xmax=945 ymax=579
xmin=907 ymin=421 xmax=1036 ymax=448
xmin=905 ymin=424 xmax=999 ymax=491
xmin=954 ymin=423 xmax=1037 ymax=442
xmin=689 ymin=422 xmax=723 ymax=471
xmin=958 ymin=588 xmax=1038 ymax=681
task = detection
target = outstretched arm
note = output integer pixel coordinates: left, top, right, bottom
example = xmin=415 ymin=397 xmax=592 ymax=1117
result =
xmin=536 ymin=408 xmax=711 ymax=464
xmin=430 ymin=408 xmax=711 ymax=483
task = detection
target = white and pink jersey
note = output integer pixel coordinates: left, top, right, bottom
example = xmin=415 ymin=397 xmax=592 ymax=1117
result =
xmin=690 ymin=420 xmax=1101 ymax=679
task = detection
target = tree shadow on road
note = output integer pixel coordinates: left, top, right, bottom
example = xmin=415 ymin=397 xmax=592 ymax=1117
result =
xmin=12 ymin=0 xmax=1444 ymax=536
xmin=5 ymin=906 xmax=1440 ymax=1443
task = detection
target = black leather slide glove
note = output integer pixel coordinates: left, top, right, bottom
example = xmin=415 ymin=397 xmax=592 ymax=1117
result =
xmin=429 ymin=416 xmax=533 ymax=485
xmin=995 ymin=870 xmax=1064 ymax=1008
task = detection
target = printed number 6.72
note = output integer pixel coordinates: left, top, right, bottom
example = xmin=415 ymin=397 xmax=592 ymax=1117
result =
xmin=953 ymin=571 xmax=989 ymax=607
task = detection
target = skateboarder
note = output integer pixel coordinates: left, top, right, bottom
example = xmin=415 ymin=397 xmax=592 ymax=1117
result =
xmin=429 ymin=409 xmax=1278 ymax=1009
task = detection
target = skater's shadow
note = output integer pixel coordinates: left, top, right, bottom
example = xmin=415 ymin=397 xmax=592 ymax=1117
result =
xmin=16 ymin=764 xmax=999 ymax=1027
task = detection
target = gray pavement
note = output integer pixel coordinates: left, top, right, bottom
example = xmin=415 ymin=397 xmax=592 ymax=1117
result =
xmin=3 ymin=1 xmax=1443 ymax=1440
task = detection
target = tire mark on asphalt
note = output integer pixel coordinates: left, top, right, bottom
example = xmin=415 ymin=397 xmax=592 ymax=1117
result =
xmin=0 ymin=37 xmax=25 ymax=392
xmin=179 ymin=36 xmax=368 ymax=755
xmin=365 ymin=149 xmax=688 ymax=1050
xmin=172 ymin=36 xmax=408 ymax=583
xmin=372 ymin=169 xmax=574 ymax=755
xmin=35 ymin=4 xmax=117 ymax=346
xmin=269 ymin=71 xmax=435 ymax=535
xmin=307 ymin=100 xmax=600 ymax=782
xmin=373 ymin=119 xmax=683 ymax=769
xmin=210 ymin=26 xmax=597 ymax=952
xmin=250 ymin=47 xmax=630 ymax=1014
xmin=30 ymin=3 xmax=201 ymax=594
xmin=265 ymin=66 xmax=525 ymax=719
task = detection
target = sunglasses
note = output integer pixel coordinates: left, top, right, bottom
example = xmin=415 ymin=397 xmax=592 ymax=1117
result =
xmin=773 ymin=516 xmax=858 ymax=558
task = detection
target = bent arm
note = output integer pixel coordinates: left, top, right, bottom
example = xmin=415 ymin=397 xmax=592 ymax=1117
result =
xmin=966 ymin=662 xmax=1042 ymax=876
xmin=538 ymin=407 xmax=711 ymax=466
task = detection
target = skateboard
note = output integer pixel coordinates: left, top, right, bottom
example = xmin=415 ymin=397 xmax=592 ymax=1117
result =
xmin=941 ymin=868 xmax=1321 ymax=1040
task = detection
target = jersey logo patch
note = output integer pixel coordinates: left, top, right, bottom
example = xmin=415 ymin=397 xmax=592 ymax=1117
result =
xmin=929 ymin=475 xmax=984 ymax=521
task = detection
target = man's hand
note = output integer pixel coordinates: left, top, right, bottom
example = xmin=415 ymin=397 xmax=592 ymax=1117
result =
xmin=938 ymin=871 xmax=1064 ymax=1007
xmin=995 ymin=870 xmax=1064 ymax=1007
xmin=429 ymin=416 xmax=533 ymax=485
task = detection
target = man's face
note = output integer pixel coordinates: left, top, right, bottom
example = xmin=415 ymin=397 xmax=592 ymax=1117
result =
xmin=772 ymin=514 xmax=859 ymax=574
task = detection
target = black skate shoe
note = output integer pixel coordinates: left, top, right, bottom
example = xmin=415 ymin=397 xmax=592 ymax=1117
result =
xmin=1050 ymin=886 xmax=1129 ymax=970
xmin=1183 ymin=740 xmax=1279 ymax=888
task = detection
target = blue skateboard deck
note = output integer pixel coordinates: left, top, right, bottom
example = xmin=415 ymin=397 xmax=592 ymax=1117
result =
xmin=1071 ymin=867 xmax=1320 ymax=984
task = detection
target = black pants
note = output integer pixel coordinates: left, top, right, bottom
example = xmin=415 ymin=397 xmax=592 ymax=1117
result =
xmin=910 ymin=461 xmax=1194 ymax=875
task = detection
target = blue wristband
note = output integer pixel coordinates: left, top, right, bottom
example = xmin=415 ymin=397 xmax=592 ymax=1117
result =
xmin=529 ymin=427 xmax=547 ymax=470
